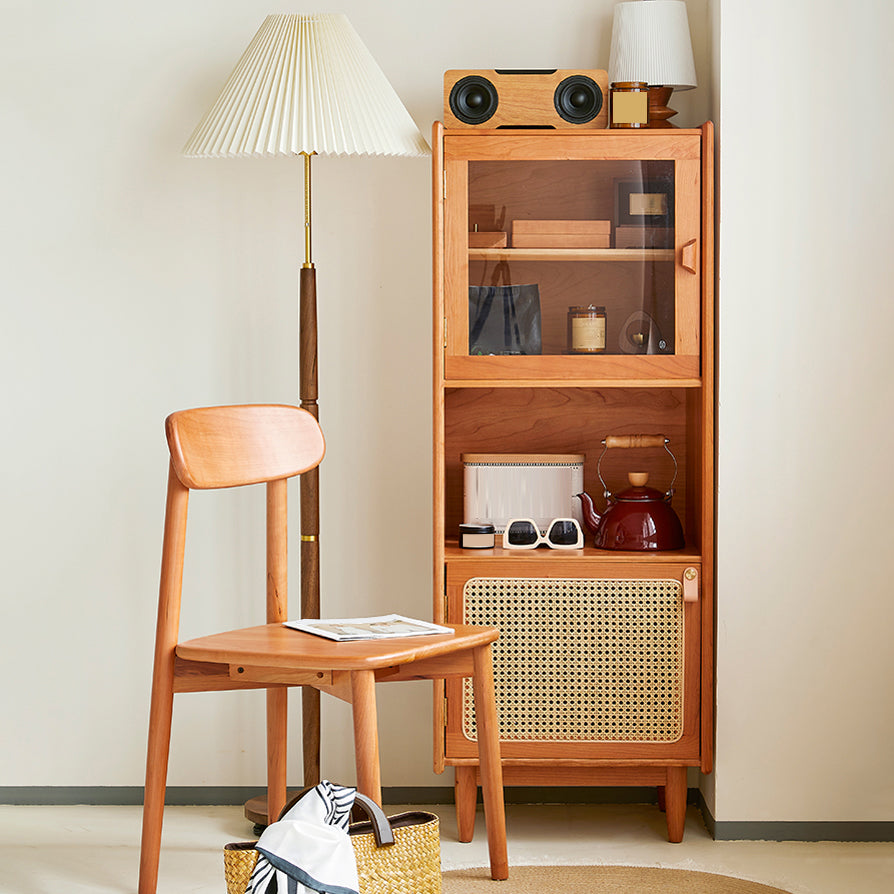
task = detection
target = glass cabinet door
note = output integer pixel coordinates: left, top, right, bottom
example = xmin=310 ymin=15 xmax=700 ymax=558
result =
xmin=441 ymin=132 xmax=702 ymax=381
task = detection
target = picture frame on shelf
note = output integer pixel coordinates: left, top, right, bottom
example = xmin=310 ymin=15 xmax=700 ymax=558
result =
xmin=614 ymin=176 xmax=675 ymax=226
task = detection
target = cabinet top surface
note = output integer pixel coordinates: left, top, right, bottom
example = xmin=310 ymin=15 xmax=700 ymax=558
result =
xmin=437 ymin=122 xmax=710 ymax=135
xmin=439 ymin=129 xmax=705 ymax=162
xmin=437 ymin=122 xmax=710 ymax=153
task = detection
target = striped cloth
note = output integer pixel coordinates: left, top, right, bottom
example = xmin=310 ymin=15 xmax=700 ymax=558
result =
xmin=246 ymin=781 xmax=359 ymax=894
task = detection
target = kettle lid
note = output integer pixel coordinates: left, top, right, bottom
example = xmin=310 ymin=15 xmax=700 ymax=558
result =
xmin=614 ymin=471 xmax=666 ymax=501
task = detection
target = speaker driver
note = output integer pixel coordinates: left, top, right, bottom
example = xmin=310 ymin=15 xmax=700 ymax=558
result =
xmin=449 ymin=75 xmax=499 ymax=125
xmin=553 ymin=75 xmax=603 ymax=124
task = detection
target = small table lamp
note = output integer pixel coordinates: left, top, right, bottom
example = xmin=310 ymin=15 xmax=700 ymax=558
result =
xmin=608 ymin=0 xmax=697 ymax=127
xmin=182 ymin=12 xmax=429 ymax=801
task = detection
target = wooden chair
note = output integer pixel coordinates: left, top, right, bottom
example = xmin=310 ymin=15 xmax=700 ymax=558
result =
xmin=138 ymin=405 xmax=507 ymax=893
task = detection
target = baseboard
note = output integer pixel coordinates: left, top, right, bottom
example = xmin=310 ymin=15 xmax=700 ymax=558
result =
xmin=0 ymin=785 xmax=666 ymax=807
xmin=0 ymin=787 xmax=261 ymax=806
xmin=4 ymin=786 xmax=892 ymax=841
xmin=696 ymin=790 xmax=894 ymax=842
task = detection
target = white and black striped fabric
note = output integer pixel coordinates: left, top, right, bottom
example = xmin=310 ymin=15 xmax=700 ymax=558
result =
xmin=246 ymin=781 xmax=359 ymax=894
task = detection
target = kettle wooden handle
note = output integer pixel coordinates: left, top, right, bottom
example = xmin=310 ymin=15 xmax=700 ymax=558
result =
xmin=604 ymin=434 xmax=667 ymax=449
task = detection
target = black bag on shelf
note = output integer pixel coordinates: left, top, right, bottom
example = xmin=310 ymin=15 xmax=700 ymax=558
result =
xmin=469 ymin=282 xmax=541 ymax=355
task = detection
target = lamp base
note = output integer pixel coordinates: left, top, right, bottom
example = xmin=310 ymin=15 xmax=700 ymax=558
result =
xmin=245 ymin=791 xmax=304 ymax=833
xmin=646 ymin=85 xmax=679 ymax=128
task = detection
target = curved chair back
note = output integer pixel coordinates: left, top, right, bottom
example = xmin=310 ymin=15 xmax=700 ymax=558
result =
xmin=165 ymin=404 xmax=325 ymax=490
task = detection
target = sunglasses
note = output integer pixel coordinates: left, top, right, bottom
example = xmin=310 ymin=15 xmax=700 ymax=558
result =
xmin=502 ymin=517 xmax=584 ymax=550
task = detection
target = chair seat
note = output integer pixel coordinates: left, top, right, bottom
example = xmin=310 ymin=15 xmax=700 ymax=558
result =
xmin=177 ymin=623 xmax=498 ymax=671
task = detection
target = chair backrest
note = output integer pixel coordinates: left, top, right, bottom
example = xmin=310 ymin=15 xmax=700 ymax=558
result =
xmin=165 ymin=404 xmax=325 ymax=489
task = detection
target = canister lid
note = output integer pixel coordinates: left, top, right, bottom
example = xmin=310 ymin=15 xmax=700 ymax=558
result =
xmin=459 ymin=523 xmax=496 ymax=534
xmin=461 ymin=453 xmax=585 ymax=465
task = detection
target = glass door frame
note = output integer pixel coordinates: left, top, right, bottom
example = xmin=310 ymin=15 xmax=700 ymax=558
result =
xmin=441 ymin=130 xmax=703 ymax=385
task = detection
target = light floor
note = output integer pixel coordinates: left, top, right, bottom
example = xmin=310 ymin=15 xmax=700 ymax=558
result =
xmin=2 ymin=802 xmax=892 ymax=894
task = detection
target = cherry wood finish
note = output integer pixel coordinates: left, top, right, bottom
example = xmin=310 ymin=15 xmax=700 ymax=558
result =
xmin=432 ymin=123 xmax=715 ymax=844
xmin=139 ymin=405 xmax=508 ymax=894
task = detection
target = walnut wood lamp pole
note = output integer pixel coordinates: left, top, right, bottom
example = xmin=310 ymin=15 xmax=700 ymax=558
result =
xmin=299 ymin=151 xmax=321 ymax=789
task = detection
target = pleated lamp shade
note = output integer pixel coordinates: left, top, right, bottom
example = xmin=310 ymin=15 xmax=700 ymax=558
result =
xmin=609 ymin=0 xmax=697 ymax=90
xmin=183 ymin=13 xmax=430 ymax=158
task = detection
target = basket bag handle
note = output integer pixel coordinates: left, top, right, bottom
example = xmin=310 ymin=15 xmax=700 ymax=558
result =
xmin=351 ymin=792 xmax=395 ymax=847
xmin=276 ymin=788 xmax=395 ymax=848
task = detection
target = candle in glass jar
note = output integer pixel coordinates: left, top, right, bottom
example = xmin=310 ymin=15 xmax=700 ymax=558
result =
xmin=567 ymin=305 xmax=606 ymax=353
xmin=610 ymin=81 xmax=649 ymax=128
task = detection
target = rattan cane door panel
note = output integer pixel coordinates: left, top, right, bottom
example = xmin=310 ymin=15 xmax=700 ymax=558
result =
xmin=444 ymin=566 xmax=701 ymax=763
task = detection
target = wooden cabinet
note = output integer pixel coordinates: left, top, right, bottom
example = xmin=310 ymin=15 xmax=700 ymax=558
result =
xmin=432 ymin=122 xmax=714 ymax=842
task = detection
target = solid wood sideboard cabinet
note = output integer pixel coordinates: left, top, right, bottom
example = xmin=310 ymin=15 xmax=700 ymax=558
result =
xmin=431 ymin=121 xmax=714 ymax=842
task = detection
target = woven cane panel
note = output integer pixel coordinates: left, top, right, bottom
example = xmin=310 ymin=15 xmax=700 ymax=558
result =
xmin=461 ymin=577 xmax=684 ymax=743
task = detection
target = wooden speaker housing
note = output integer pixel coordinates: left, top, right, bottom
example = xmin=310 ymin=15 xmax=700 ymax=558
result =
xmin=444 ymin=69 xmax=609 ymax=129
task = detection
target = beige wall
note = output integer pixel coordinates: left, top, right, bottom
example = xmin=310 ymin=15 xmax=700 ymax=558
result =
xmin=712 ymin=0 xmax=894 ymax=822
xmin=3 ymin=0 xmax=892 ymax=826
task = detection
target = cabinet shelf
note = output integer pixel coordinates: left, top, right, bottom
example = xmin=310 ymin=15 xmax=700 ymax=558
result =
xmin=444 ymin=541 xmax=702 ymax=564
xmin=446 ymin=377 xmax=703 ymax=389
xmin=469 ymin=247 xmax=675 ymax=262
xmin=444 ymin=352 xmax=701 ymax=383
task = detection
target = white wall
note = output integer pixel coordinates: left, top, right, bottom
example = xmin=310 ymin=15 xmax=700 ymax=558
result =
xmin=4 ymin=0 xmax=706 ymax=793
xmin=4 ymin=0 xmax=890 ymax=829
xmin=714 ymin=0 xmax=894 ymax=822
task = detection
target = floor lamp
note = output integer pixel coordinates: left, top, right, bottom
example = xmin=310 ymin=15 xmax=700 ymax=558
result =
xmin=182 ymin=13 xmax=429 ymax=820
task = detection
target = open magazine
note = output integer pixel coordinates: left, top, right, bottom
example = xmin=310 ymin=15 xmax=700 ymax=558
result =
xmin=284 ymin=613 xmax=453 ymax=642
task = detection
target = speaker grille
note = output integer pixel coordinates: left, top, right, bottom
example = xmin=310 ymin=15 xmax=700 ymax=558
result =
xmin=449 ymin=75 xmax=499 ymax=125
xmin=553 ymin=75 xmax=603 ymax=124
xmin=461 ymin=577 xmax=684 ymax=743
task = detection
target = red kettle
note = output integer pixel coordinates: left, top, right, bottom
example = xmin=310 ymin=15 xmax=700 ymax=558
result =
xmin=576 ymin=435 xmax=685 ymax=551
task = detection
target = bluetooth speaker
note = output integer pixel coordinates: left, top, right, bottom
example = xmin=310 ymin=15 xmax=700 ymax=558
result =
xmin=444 ymin=69 xmax=609 ymax=129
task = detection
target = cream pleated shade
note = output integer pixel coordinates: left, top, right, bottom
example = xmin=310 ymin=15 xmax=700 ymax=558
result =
xmin=183 ymin=13 xmax=430 ymax=158
xmin=609 ymin=0 xmax=697 ymax=90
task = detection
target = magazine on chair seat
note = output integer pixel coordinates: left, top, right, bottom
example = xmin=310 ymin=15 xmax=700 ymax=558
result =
xmin=283 ymin=613 xmax=454 ymax=642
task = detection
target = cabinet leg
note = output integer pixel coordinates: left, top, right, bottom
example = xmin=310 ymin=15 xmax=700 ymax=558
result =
xmin=664 ymin=767 xmax=687 ymax=843
xmin=454 ymin=766 xmax=477 ymax=843
xmin=657 ymin=785 xmax=666 ymax=812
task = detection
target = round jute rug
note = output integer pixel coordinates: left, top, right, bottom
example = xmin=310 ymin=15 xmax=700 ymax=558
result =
xmin=442 ymin=865 xmax=793 ymax=893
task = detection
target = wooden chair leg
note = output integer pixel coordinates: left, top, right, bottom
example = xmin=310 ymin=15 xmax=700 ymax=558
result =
xmin=471 ymin=644 xmax=508 ymax=880
xmin=266 ymin=688 xmax=288 ymax=822
xmin=350 ymin=670 xmax=382 ymax=804
xmin=454 ymin=766 xmax=477 ymax=843
xmin=138 ymin=674 xmax=175 ymax=894
xmin=140 ymin=471 xmax=188 ymax=893
xmin=664 ymin=766 xmax=687 ymax=843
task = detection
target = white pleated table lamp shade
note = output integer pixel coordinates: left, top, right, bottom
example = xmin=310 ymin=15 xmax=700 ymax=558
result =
xmin=609 ymin=0 xmax=697 ymax=90
xmin=183 ymin=13 xmax=430 ymax=158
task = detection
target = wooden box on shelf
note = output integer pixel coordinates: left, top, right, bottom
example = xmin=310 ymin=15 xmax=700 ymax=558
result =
xmin=614 ymin=225 xmax=674 ymax=249
xmin=468 ymin=230 xmax=508 ymax=248
xmin=511 ymin=219 xmax=611 ymax=248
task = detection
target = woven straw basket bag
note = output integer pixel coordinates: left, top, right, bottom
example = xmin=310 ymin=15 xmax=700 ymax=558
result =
xmin=224 ymin=793 xmax=441 ymax=894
